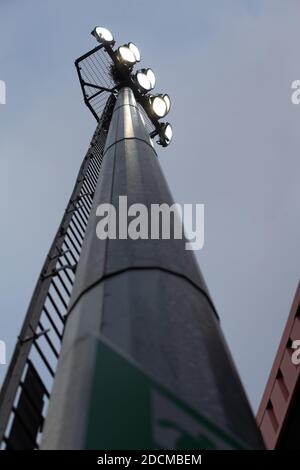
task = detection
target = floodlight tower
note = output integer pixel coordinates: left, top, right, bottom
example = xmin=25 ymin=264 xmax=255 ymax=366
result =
xmin=0 ymin=26 xmax=264 ymax=450
xmin=41 ymin=27 xmax=263 ymax=450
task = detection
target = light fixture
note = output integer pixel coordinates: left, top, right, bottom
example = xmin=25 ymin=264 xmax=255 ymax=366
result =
xmin=158 ymin=122 xmax=173 ymax=147
xmin=116 ymin=45 xmax=138 ymax=66
xmin=162 ymin=94 xmax=171 ymax=113
xmin=135 ymin=68 xmax=156 ymax=93
xmin=146 ymin=69 xmax=156 ymax=89
xmin=148 ymin=94 xmax=171 ymax=118
xmin=136 ymin=71 xmax=151 ymax=92
xmin=152 ymin=96 xmax=167 ymax=117
xmin=128 ymin=43 xmax=141 ymax=62
xmin=91 ymin=26 xmax=114 ymax=45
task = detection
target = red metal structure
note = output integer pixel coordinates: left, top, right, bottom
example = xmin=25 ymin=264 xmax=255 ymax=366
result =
xmin=257 ymin=282 xmax=300 ymax=449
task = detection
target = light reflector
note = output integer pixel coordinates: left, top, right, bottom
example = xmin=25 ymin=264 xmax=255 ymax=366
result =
xmin=91 ymin=26 xmax=114 ymax=44
xmin=162 ymin=94 xmax=171 ymax=113
xmin=128 ymin=43 xmax=141 ymax=62
xmin=135 ymin=68 xmax=156 ymax=93
xmin=147 ymin=69 xmax=156 ymax=89
xmin=118 ymin=45 xmax=137 ymax=65
xmin=149 ymin=93 xmax=171 ymax=118
xmin=136 ymin=71 xmax=152 ymax=92
xmin=158 ymin=122 xmax=173 ymax=147
xmin=152 ymin=96 xmax=167 ymax=118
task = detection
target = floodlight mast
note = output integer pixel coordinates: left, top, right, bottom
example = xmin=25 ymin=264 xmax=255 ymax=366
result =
xmin=41 ymin=29 xmax=264 ymax=450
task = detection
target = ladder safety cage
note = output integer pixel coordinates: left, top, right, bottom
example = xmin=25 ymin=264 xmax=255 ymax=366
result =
xmin=0 ymin=95 xmax=115 ymax=450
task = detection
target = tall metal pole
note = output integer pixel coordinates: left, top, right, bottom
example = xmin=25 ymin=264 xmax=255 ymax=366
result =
xmin=41 ymin=87 xmax=263 ymax=449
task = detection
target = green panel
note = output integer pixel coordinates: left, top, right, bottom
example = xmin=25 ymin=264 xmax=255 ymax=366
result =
xmin=85 ymin=337 xmax=249 ymax=450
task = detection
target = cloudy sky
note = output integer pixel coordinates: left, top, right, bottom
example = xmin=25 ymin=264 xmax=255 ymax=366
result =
xmin=0 ymin=0 xmax=299 ymax=413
